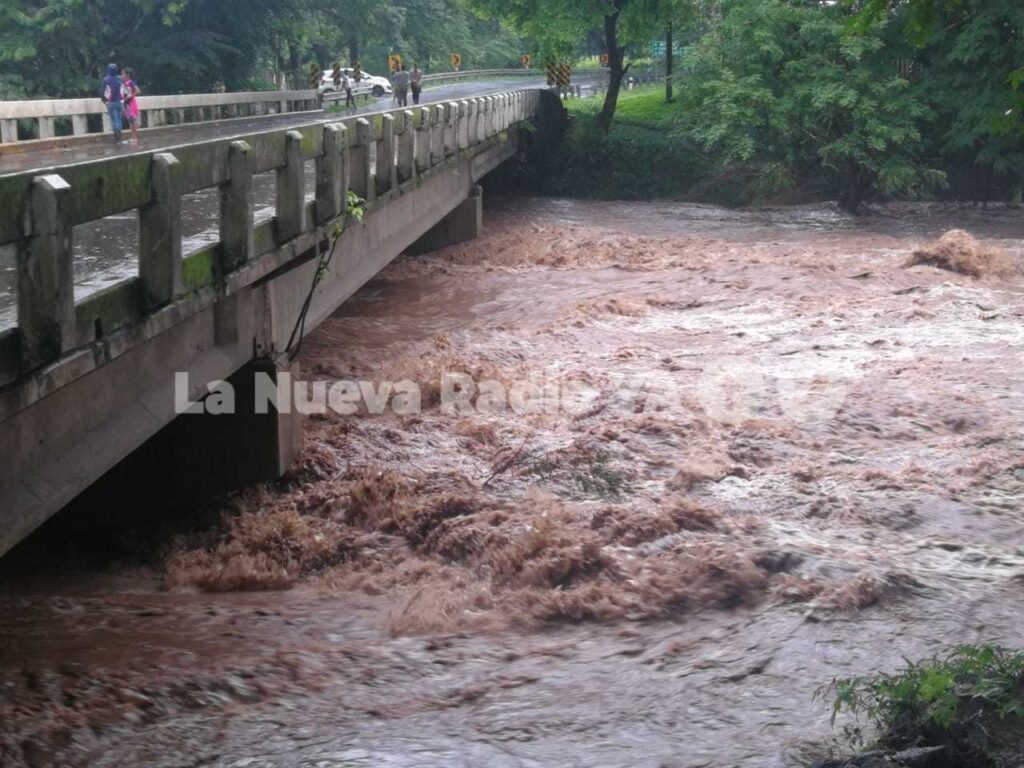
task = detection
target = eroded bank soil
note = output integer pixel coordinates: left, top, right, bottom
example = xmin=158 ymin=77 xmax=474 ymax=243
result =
xmin=3 ymin=200 xmax=1024 ymax=767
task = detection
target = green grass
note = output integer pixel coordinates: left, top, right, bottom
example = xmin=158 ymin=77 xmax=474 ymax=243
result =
xmin=566 ymin=86 xmax=681 ymax=132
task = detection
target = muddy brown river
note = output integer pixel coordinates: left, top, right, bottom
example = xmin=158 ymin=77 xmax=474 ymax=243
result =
xmin=2 ymin=198 xmax=1024 ymax=767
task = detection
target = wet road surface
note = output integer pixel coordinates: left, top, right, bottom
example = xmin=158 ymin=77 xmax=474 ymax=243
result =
xmin=0 ymin=78 xmax=551 ymax=176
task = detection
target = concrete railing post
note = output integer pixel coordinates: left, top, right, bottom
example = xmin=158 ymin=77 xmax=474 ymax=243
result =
xmin=457 ymin=101 xmax=470 ymax=149
xmin=444 ymin=102 xmax=458 ymax=158
xmin=466 ymin=100 xmax=478 ymax=145
xmin=17 ymin=174 xmax=74 ymax=369
xmin=429 ymin=106 xmax=443 ymax=166
xmin=276 ymin=130 xmax=306 ymax=242
xmin=70 ymin=115 xmax=88 ymax=136
xmin=376 ymin=114 xmax=396 ymax=197
xmin=139 ymin=153 xmax=183 ymax=310
xmin=415 ymin=107 xmax=432 ymax=173
xmin=0 ymin=119 xmax=17 ymax=143
xmin=37 ymin=117 xmax=55 ymax=139
xmin=351 ymin=118 xmax=374 ymax=203
xmin=316 ymin=123 xmax=348 ymax=224
xmin=475 ymin=98 xmax=485 ymax=143
xmin=220 ymin=140 xmax=255 ymax=271
xmin=398 ymin=110 xmax=416 ymax=184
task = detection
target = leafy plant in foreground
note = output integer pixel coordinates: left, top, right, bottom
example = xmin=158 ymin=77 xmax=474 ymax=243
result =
xmin=827 ymin=645 xmax=1024 ymax=758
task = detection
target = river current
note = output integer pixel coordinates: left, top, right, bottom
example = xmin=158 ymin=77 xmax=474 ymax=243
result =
xmin=2 ymin=198 xmax=1024 ymax=767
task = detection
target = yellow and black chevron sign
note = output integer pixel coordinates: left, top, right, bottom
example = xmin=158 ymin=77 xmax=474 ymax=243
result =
xmin=545 ymin=62 xmax=572 ymax=88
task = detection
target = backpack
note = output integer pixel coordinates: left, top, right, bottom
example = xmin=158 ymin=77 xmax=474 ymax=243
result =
xmin=102 ymin=83 xmax=112 ymax=102
xmin=122 ymin=81 xmax=134 ymax=104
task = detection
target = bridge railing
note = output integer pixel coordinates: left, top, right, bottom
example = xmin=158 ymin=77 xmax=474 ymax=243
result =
xmin=420 ymin=67 xmax=609 ymax=85
xmin=0 ymin=89 xmax=320 ymax=145
xmin=0 ymin=90 xmax=541 ymax=390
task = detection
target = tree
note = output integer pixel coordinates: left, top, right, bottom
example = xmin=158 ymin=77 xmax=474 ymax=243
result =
xmin=848 ymin=0 xmax=1024 ymax=196
xmin=622 ymin=0 xmax=700 ymax=103
xmin=0 ymin=0 xmax=320 ymax=96
xmin=679 ymin=0 xmax=941 ymax=212
xmin=464 ymin=0 xmax=650 ymax=133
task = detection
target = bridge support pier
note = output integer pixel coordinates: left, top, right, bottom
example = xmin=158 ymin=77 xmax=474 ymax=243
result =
xmin=406 ymin=185 xmax=483 ymax=256
xmin=81 ymin=359 xmax=304 ymax=510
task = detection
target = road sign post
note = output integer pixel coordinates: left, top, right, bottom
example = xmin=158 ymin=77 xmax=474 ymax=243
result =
xmin=450 ymin=53 xmax=462 ymax=71
xmin=520 ymin=53 xmax=532 ymax=69
xmin=309 ymin=63 xmax=322 ymax=106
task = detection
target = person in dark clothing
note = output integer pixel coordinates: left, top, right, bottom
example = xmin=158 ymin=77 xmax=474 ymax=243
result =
xmin=99 ymin=63 xmax=125 ymax=143
xmin=393 ymin=65 xmax=410 ymax=107
xmin=410 ymin=64 xmax=423 ymax=105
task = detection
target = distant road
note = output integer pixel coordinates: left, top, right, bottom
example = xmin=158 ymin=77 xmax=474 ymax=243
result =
xmin=0 ymin=78 xmax=554 ymax=176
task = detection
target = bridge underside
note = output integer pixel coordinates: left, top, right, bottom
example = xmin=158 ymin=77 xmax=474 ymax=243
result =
xmin=0 ymin=125 xmax=524 ymax=556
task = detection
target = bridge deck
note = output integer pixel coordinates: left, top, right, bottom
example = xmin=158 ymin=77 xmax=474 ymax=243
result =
xmin=0 ymin=80 xmax=549 ymax=176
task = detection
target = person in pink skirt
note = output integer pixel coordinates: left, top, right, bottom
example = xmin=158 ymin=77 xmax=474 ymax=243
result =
xmin=121 ymin=68 xmax=141 ymax=146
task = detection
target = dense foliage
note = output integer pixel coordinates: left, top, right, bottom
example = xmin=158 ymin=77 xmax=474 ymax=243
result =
xmin=546 ymin=0 xmax=1023 ymax=209
xmin=677 ymin=0 xmax=941 ymax=211
xmin=829 ymin=645 xmax=1024 ymax=765
xmin=0 ymin=0 xmax=526 ymax=98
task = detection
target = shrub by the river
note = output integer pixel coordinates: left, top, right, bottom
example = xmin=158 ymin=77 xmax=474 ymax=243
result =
xmin=827 ymin=645 xmax=1024 ymax=767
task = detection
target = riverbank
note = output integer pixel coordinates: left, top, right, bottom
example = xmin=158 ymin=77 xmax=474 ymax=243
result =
xmin=2 ymin=199 xmax=1024 ymax=767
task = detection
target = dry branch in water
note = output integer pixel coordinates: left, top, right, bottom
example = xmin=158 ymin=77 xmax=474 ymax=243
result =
xmin=905 ymin=229 xmax=1017 ymax=278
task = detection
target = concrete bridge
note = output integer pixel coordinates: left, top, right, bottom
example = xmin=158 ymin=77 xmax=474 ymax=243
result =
xmin=0 ymin=87 xmax=561 ymax=556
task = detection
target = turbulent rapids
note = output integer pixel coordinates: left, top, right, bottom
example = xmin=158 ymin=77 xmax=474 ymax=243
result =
xmin=3 ymin=199 xmax=1024 ymax=767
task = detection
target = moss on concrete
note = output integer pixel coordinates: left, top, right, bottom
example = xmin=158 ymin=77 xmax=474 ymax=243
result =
xmin=64 ymin=156 xmax=151 ymax=224
xmin=0 ymin=176 xmax=31 ymax=241
xmin=182 ymin=248 xmax=216 ymax=292
xmin=74 ymin=279 xmax=142 ymax=343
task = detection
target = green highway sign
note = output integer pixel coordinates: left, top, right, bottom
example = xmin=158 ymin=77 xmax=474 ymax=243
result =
xmin=650 ymin=41 xmax=686 ymax=57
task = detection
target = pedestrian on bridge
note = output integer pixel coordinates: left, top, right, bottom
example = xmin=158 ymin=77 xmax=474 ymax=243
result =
xmin=393 ymin=65 xmax=410 ymax=108
xmin=99 ymin=63 xmax=125 ymax=144
xmin=342 ymin=71 xmax=355 ymax=109
xmin=410 ymin=64 xmax=423 ymax=105
xmin=121 ymin=68 xmax=141 ymax=146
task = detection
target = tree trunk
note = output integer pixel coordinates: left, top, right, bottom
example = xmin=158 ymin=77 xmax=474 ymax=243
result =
xmin=839 ymin=163 xmax=871 ymax=214
xmin=665 ymin=22 xmax=674 ymax=103
xmin=596 ymin=10 xmax=629 ymax=135
xmin=348 ymin=35 xmax=360 ymax=68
